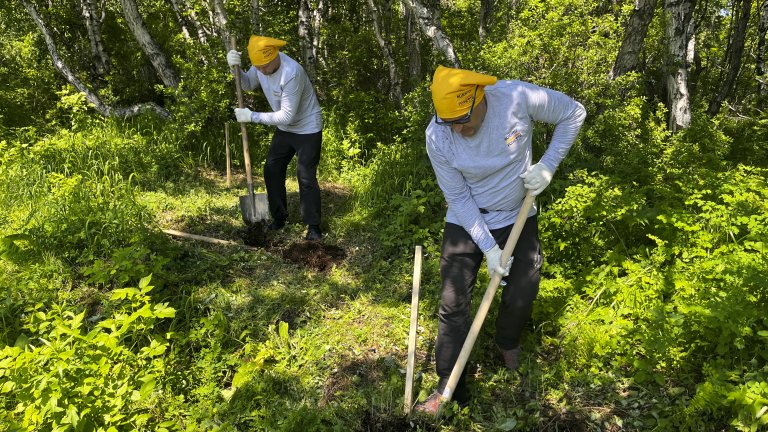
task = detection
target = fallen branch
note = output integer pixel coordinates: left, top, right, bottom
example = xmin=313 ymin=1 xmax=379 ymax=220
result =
xmin=162 ymin=229 xmax=258 ymax=250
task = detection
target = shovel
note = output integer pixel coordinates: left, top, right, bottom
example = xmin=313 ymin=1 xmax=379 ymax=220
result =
xmin=231 ymin=38 xmax=269 ymax=225
xmin=440 ymin=191 xmax=536 ymax=405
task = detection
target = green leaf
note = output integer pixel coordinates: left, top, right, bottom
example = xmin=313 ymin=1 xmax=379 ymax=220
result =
xmin=278 ymin=321 xmax=289 ymax=342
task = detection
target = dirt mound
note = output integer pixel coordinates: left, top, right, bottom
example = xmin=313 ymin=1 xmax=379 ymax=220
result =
xmin=281 ymin=241 xmax=346 ymax=272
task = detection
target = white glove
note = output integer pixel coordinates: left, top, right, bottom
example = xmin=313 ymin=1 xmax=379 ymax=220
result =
xmin=520 ymin=162 xmax=553 ymax=196
xmin=227 ymin=50 xmax=241 ymax=67
xmin=484 ymin=245 xmax=513 ymax=278
xmin=234 ymin=108 xmax=253 ymax=123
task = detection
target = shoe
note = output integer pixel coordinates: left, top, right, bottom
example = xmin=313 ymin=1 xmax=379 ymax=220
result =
xmin=268 ymin=220 xmax=286 ymax=231
xmin=498 ymin=346 xmax=522 ymax=371
xmin=305 ymin=225 xmax=322 ymax=241
xmin=413 ymin=392 xmax=442 ymax=416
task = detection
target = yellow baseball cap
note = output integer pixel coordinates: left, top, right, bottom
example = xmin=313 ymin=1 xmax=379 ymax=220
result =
xmin=247 ymin=36 xmax=287 ymax=66
xmin=430 ymin=65 xmax=497 ymax=119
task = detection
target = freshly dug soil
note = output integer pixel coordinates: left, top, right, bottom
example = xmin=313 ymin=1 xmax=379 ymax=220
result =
xmin=242 ymin=221 xmax=267 ymax=247
xmin=281 ymin=241 xmax=346 ymax=272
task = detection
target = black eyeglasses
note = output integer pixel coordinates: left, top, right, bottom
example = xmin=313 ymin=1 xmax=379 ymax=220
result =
xmin=434 ymin=86 xmax=478 ymax=126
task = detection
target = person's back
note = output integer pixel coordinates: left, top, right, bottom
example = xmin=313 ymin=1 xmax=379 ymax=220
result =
xmin=242 ymin=52 xmax=322 ymax=134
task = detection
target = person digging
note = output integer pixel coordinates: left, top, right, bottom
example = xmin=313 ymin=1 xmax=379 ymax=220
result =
xmin=414 ymin=66 xmax=586 ymax=415
xmin=228 ymin=36 xmax=324 ymax=241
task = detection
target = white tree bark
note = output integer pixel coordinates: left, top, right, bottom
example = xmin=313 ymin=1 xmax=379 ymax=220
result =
xmin=80 ymin=0 xmax=110 ymax=76
xmin=120 ymin=0 xmax=180 ymax=88
xmin=610 ymin=0 xmax=657 ymax=79
xmin=251 ymin=0 xmax=261 ymax=34
xmin=298 ymin=0 xmax=317 ymax=81
xmin=22 ymin=0 xmax=169 ymax=118
xmin=663 ymin=0 xmax=696 ymax=131
xmin=167 ymin=0 xmax=193 ymax=42
xmin=400 ymin=0 xmax=460 ymax=67
xmin=312 ymin=0 xmax=325 ymax=66
xmin=210 ymin=0 xmax=231 ymax=52
xmin=366 ymin=0 xmax=402 ymax=103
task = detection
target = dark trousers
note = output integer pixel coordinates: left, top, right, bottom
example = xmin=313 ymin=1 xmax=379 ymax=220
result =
xmin=264 ymin=129 xmax=322 ymax=226
xmin=435 ymin=216 xmax=542 ymax=389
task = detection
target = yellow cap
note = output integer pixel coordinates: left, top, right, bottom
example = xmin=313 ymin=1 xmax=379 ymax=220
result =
xmin=247 ymin=36 xmax=287 ymax=66
xmin=430 ymin=65 xmax=497 ymax=119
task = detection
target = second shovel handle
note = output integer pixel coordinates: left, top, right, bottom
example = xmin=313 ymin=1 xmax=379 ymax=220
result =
xmin=230 ymin=38 xmax=255 ymax=198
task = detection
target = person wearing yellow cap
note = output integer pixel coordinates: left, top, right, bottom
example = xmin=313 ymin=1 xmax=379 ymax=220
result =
xmin=227 ymin=36 xmax=324 ymax=241
xmin=414 ymin=66 xmax=586 ymax=415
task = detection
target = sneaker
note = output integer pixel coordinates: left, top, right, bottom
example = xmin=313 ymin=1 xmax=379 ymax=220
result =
xmin=498 ymin=346 xmax=522 ymax=371
xmin=268 ymin=220 xmax=286 ymax=231
xmin=413 ymin=392 xmax=442 ymax=416
xmin=305 ymin=225 xmax=322 ymax=241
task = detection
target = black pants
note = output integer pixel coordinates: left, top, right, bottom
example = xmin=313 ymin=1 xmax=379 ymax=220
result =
xmin=435 ymin=216 xmax=542 ymax=389
xmin=264 ymin=129 xmax=322 ymax=226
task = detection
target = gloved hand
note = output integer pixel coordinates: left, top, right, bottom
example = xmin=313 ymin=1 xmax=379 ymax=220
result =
xmin=227 ymin=50 xmax=241 ymax=67
xmin=234 ymin=108 xmax=253 ymax=123
xmin=484 ymin=245 xmax=513 ymax=278
xmin=520 ymin=162 xmax=553 ymax=196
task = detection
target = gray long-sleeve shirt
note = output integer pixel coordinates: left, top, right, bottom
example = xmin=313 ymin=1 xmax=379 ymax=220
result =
xmin=239 ymin=52 xmax=323 ymax=134
xmin=426 ymin=80 xmax=586 ymax=252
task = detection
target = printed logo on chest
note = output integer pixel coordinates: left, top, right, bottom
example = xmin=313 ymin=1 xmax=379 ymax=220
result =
xmin=504 ymin=128 xmax=523 ymax=147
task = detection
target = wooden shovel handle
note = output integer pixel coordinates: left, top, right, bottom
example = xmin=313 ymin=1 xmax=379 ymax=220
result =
xmin=441 ymin=191 xmax=536 ymax=403
xmin=230 ymin=37 xmax=255 ymax=199
xmin=404 ymin=245 xmax=423 ymax=414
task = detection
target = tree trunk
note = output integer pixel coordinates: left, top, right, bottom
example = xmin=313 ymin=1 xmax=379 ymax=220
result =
xmin=298 ymin=0 xmax=318 ymax=81
xmin=366 ymin=0 xmax=402 ymax=103
xmin=401 ymin=0 xmax=460 ymax=67
xmin=210 ymin=0 xmax=231 ymax=51
xmin=167 ymin=0 xmax=194 ymax=42
xmin=119 ymin=0 xmax=180 ymax=88
xmin=756 ymin=0 xmax=767 ymax=95
xmin=479 ymin=0 xmax=494 ymax=43
xmin=80 ymin=0 xmax=110 ymax=76
xmin=402 ymin=1 xmax=422 ymax=87
xmin=663 ymin=0 xmax=696 ymax=131
xmin=610 ymin=0 xmax=656 ymax=79
xmin=22 ymin=0 xmax=169 ymax=118
xmin=707 ymin=0 xmax=752 ymax=116
xmin=251 ymin=0 xmax=261 ymax=34
xmin=312 ymin=0 xmax=325 ymax=67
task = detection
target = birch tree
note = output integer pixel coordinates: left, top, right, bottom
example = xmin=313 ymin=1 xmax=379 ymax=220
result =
xmin=120 ymin=0 xmax=180 ymax=88
xmin=80 ymin=0 xmax=110 ymax=76
xmin=479 ymin=0 xmax=494 ymax=43
xmin=298 ymin=0 xmax=318 ymax=81
xmin=402 ymin=0 xmax=422 ymax=87
xmin=610 ymin=0 xmax=657 ymax=79
xmin=251 ymin=0 xmax=261 ymax=34
xmin=401 ymin=0 xmax=460 ymax=67
xmin=22 ymin=0 xmax=169 ymax=118
xmin=663 ymin=0 xmax=696 ymax=131
xmin=210 ymin=0 xmax=231 ymax=51
xmin=366 ymin=0 xmax=402 ymax=103
xmin=707 ymin=0 xmax=752 ymax=116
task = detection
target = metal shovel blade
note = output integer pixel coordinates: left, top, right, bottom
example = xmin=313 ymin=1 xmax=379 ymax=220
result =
xmin=239 ymin=193 xmax=270 ymax=225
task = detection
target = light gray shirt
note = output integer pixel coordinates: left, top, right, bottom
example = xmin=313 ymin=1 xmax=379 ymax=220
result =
xmin=426 ymin=80 xmax=586 ymax=252
xmin=240 ymin=52 xmax=323 ymax=134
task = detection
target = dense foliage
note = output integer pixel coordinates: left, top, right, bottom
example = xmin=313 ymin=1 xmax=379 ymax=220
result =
xmin=1 ymin=0 xmax=767 ymax=430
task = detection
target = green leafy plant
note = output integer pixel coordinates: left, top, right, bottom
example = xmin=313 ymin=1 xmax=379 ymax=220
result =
xmin=0 ymin=275 xmax=176 ymax=431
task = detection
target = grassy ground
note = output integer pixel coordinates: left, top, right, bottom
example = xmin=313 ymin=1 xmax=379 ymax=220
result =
xmin=132 ymin=166 xmax=628 ymax=431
